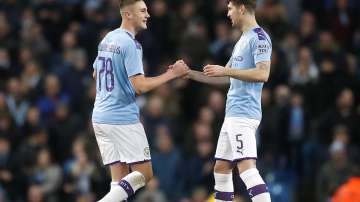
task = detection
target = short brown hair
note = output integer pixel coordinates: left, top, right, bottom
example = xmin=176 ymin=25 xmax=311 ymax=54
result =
xmin=118 ymin=0 xmax=142 ymax=9
xmin=229 ymin=0 xmax=257 ymax=12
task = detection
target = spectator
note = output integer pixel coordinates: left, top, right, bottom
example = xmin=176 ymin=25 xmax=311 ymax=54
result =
xmin=316 ymin=141 xmax=351 ymax=202
xmin=184 ymin=140 xmax=214 ymax=195
xmin=20 ymin=60 xmax=43 ymax=102
xmin=30 ymin=147 xmax=62 ymax=202
xmin=5 ymin=77 xmax=29 ymax=127
xmin=22 ymin=106 xmax=43 ymax=137
xmin=290 ymin=46 xmax=319 ymax=86
xmin=318 ymin=88 xmax=360 ymax=144
xmin=314 ymin=31 xmax=341 ymax=64
xmin=143 ymin=95 xmax=170 ymax=144
xmin=152 ymin=125 xmax=184 ymax=199
xmin=298 ymin=12 xmax=318 ymax=47
xmin=37 ymin=74 xmax=70 ymax=123
xmin=63 ymin=137 xmax=103 ymax=201
xmin=48 ymin=103 xmax=82 ymax=162
xmin=210 ymin=21 xmax=232 ymax=64
xmin=327 ymin=0 xmax=357 ymax=49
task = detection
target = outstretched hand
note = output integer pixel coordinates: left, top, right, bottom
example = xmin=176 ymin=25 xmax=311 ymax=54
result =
xmin=203 ymin=65 xmax=226 ymax=77
xmin=168 ymin=60 xmax=190 ymax=78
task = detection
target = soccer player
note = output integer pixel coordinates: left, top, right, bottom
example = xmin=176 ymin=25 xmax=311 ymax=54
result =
xmin=185 ymin=0 xmax=272 ymax=202
xmin=91 ymin=0 xmax=188 ymax=202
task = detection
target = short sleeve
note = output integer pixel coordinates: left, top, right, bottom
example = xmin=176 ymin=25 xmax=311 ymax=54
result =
xmin=251 ymin=37 xmax=272 ymax=64
xmin=92 ymin=56 xmax=97 ymax=69
xmin=123 ymin=41 xmax=144 ymax=77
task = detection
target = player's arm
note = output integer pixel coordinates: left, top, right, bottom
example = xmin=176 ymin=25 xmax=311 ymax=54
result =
xmin=92 ymin=70 xmax=96 ymax=79
xmin=184 ymin=59 xmax=231 ymax=85
xmin=204 ymin=37 xmax=272 ymax=82
xmin=188 ymin=69 xmax=230 ymax=85
xmin=130 ymin=61 xmax=188 ymax=95
xmin=203 ymin=62 xmax=270 ymax=82
xmin=226 ymin=61 xmax=270 ymax=82
xmin=123 ymin=43 xmax=186 ymax=95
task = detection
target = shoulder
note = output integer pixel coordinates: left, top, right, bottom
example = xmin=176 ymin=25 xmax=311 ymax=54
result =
xmin=102 ymin=29 xmax=131 ymax=47
xmin=248 ymin=27 xmax=272 ymax=54
xmin=101 ymin=29 xmax=118 ymax=42
xmin=250 ymin=27 xmax=272 ymax=46
xmin=119 ymin=34 xmax=142 ymax=51
xmin=252 ymin=27 xmax=270 ymax=40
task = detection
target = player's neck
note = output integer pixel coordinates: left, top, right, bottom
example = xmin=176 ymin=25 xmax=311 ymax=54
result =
xmin=120 ymin=22 xmax=137 ymax=37
xmin=240 ymin=16 xmax=258 ymax=33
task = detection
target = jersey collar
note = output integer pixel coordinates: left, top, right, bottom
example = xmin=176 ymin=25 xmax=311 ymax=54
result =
xmin=119 ymin=28 xmax=135 ymax=39
xmin=243 ymin=25 xmax=260 ymax=35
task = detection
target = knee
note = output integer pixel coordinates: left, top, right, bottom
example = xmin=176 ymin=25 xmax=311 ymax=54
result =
xmin=237 ymin=159 xmax=256 ymax=174
xmin=214 ymin=160 xmax=233 ymax=174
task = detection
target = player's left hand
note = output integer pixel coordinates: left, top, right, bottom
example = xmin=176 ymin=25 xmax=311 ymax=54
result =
xmin=203 ymin=65 xmax=225 ymax=77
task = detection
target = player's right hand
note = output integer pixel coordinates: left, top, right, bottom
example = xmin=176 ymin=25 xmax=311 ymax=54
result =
xmin=170 ymin=60 xmax=189 ymax=78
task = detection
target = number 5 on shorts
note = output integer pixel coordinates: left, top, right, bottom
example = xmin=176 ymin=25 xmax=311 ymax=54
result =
xmin=236 ymin=134 xmax=244 ymax=155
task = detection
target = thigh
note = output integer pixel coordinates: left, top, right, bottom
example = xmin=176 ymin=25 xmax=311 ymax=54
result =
xmin=215 ymin=121 xmax=233 ymax=162
xmin=93 ymin=123 xmax=121 ymax=165
xmin=112 ymin=123 xmax=151 ymax=164
xmin=227 ymin=118 xmax=260 ymax=162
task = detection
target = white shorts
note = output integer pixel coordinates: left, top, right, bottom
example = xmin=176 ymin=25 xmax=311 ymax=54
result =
xmin=92 ymin=122 xmax=151 ymax=165
xmin=215 ymin=117 xmax=260 ymax=162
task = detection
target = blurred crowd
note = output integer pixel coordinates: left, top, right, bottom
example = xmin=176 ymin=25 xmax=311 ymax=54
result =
xmin=0 ymin=0 xmax=359 ymax=202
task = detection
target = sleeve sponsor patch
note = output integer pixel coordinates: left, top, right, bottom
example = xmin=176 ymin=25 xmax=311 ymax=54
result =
xmin=252 ymin=34 xmax=272 ymax=63
xmin=256 ymin=44 xmax=270 ymax=55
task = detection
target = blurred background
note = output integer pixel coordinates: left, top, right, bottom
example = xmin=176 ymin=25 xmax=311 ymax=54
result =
xmin=0 ymin=0 xmax=359 ymax=202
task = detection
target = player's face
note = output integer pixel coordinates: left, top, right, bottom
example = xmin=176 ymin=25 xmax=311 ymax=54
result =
xmin=227 ymin=2 xmax=243 ymax=27
xmin=130 ymin=1 xmax=150 ymax=31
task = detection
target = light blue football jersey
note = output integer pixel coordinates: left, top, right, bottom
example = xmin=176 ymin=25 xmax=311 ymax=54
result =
xmin=226 ymin=26 xmax=272 ymax=120
xmin=92 ymin=28 xmax=144 ymax=124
